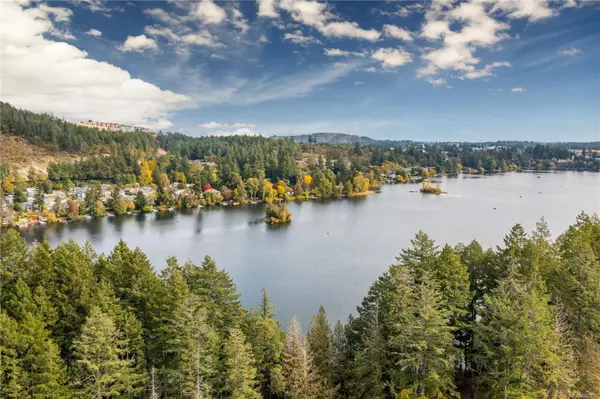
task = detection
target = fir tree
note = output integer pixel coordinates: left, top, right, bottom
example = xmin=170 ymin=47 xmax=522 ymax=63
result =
xmin=72 ymin=307 xmax=142 ymax=399
xmin=224 ymin=328 xmax=261 ymax=399
xmin=307 ymin=306 xmax=333 ymax=386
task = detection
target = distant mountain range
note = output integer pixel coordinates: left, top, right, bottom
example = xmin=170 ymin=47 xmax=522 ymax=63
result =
xmin=274 ymin=133 xmax=414 ymax=147
xmin=273 ymin=133 xmax=600 ymax=149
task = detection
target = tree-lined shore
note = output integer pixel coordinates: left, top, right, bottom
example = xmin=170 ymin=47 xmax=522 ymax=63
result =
xmin=1 ymin=213 xmax=599 ymax=398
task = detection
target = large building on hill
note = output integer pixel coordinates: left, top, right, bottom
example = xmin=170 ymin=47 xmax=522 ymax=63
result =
xmin=77 ymin=120 xmax=154 ymax=134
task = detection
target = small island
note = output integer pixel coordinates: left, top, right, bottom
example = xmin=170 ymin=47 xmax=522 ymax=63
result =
xmin=420 ymin=180 xmax=442 ymax=195
xmin=265 ymin=203 xmax=292 ymax=224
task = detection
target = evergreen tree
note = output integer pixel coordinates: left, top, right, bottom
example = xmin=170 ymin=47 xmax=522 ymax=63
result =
xmin=330 ymin=321 xmax=348 ymax=393
xmin=244 ymin=288 xmax=285 ymax=398
xmin=307 ymin=306 xmax=334 ymax=387
xmin=283 ymin=316 xmax=322 ymax=399
xmin=474 ymin=274 xmax=576 ymax=398
xmin=392 ymin=273 xmax=457 ymax=397
xmin=182 ymin=256 xmax=243 ymax=332
xmin=350 ymin=306 xmax=385 ymax=399
xmin=72 ymin=307 xmax=143 ymax=399
xmin=224 ymin=328 xmax=261 ymax=399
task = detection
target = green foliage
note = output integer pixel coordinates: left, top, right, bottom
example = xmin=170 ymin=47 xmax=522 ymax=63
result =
xmin=0 ymin=214 xmax=598 ymax=398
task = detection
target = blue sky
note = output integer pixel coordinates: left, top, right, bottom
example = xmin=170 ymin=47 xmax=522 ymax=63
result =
xmin=2 ymin=0 xmax=599 ymax=141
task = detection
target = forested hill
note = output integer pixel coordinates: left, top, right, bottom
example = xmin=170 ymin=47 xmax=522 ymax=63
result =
xmin=1 ymin=214 xmax=599 ymax=398
xmin=0 ymin=102 xmax=158 ymax=153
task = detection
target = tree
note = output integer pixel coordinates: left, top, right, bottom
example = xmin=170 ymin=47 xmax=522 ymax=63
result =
xmin=134 ymin=191 xmax=148 ymax=211
xmin=283 ymin=316 xmax=322 ymax=399
xmin=245 ymin=288 xmax=285 ymax=398
xmin=391 ymin=273 xmax=457 ymax=397
xmin=224 ymin=328 xmax=261 ymax=399
xmin=33 ymin=185 xmax=45 ymax=211
xmin=182 ymin=256 xmax=243 ymax=332
xmin=246 ymin=177 xmax=260 ymax=201
xmin=72 ymin=307 xmax=144 ymax=399
xmin=474 ymin=273 xmax=576 ymax=398
xmin=350 ymin=306 xmax=385 ymax=399
xmin=307 ymin=306 xmax=333 ymax=387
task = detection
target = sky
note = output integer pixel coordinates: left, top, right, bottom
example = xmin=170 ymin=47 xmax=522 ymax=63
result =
xmin=1 ymin=0 xmax=599 ymax=141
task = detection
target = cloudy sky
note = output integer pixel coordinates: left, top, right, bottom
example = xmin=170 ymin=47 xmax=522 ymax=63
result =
xmin=2 ymin=0 xmax=598 ymax=140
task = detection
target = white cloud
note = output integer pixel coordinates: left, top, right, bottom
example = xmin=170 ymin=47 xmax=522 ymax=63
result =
xmin=320 ymin=21 xmax=380 ymax=41
xmin=417 ymin=0 xmax=552 ymax=85
xmin=427 ymin=78 xmax=447 ymax=86
xmin=193 ymin=0 xmax=227 ymax=24
xmin=511 ymin=87 xmax=526 ymax=92
xmin=382 ymin=24 xmax=413 ymax=41
xmin=232 ymin=9 xmax=249 ymax=33
xmin=119 ymin=34 xmax=159 ymax=53
xmin=199 ymin=121 xmax=256 ymax=128
xmin=1 ymin=1 xmax=190 ymax=130
xmin=372 ymin=48 xmax=413 ymax=68
xmin=559 ymin=47 xmax=581 ymax=56
xmin=259 ymin=35 xmax=270 ymax=43
xmin=354 ymin=81 xmax=364 ymax=86
xmin=490 ymin=0 xmax=556 ymax=21
xmin=279 ymin=0 xmax=380 ymax=41
xmin=324 ymin=48 xmax=366 ymax=57
xmin=283 ymin=30 xmax=322 ymax=46
xmin=85 ymin=28 xmax=102 ymax=37
xmin=462 ymin=61 xmax=511 ymax=79
xmin=258 ymin=0 xmax=279 ymax=18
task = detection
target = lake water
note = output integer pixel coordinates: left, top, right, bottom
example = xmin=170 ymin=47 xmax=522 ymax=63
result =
xmin=20 ymin=172 xmax=600 ymax=327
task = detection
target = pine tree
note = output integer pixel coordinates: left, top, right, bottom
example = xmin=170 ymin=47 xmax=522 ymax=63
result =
xmin=283 ymin=316 xmax=322 ymax=399
xmin=160 ymin=264 xmax=219 ymax=399
xmin=182 ymin=256 xmax=243 ymax=332
xmin=244 ymin=288 xmax=285 ymax=398
xmin=330 ymin=321 xmax=348 ymax=391
xmin=0 ymin=228 xmax=29 ymax=283
xmin=392 ymin=273 xmax=457 ymax=397
xmin=306 ymin=306 xmax=333 ymax=387
xmin=350 ymin=306 xmax=385 ymax=399
xmin=224 ymin=328 xmax=261 ymax=399
xmin=72 ymin=307 xmax=142 ymax=399
xmin=474 ymin=274 xmax=576 ymax=398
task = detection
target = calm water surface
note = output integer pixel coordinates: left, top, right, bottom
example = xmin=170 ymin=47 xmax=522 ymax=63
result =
xmin=21 ymin=172 xmax=600 ymax=326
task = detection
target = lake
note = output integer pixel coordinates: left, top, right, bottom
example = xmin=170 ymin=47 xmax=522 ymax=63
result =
xmin=20 ymin=171 xmax=600 ymax=327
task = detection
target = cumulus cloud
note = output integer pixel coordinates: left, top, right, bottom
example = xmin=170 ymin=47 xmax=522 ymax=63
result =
xmin=278 ymin=0 xmax=380 ymax=41
xmin=119 ymin=34 xmax=159 ymax=53
xmin=416 ymin=0 xmax=562 ymax=85
xmin=324 ymin=48 xmax=366 ymax=57
xmin=354 ymin=81 xmax=364 ymax=85
xmin=462 ymin=61 xmax=511 ymax=79
xmin=232 ymin=9 xmax=249 ymax=33
xmin=320 ymin=21 xmax=380 ymax=41
xmin=371 ymin=48 xmax=413 ymax=68
xmin=511 ymin=87 xmax=526 ymax=92
xmin=382 ymin=24 xmax=413 ymax=41
xmin=85 ymin=28 xmax=102 ymax=37
xmin=199 ymin=121 xmax=256 ymax=128
xmin=559 ymin=47 xmax=581 ymax=56
xmin=283 ymin=30 xmax=322 ymax=46
xmin=193 ymin=0 xmax=227 ymax=24
xmin=1 ymin=1 xmax=190 ymax=129
xmin=258 ymin=0 xmax=279 ymax=18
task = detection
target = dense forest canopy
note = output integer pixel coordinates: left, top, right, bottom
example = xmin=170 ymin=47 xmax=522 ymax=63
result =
xmin=1 ymin=213 xmax=599 ymax=398
xmin=2 ymin=102 xmax=599 ymax=188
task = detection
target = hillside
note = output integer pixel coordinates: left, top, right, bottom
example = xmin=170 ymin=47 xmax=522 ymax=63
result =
xmin=0 ymin=134 xmax=83 ymax=177
xmin=277 ymin=132 xmax=415 ymax=147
